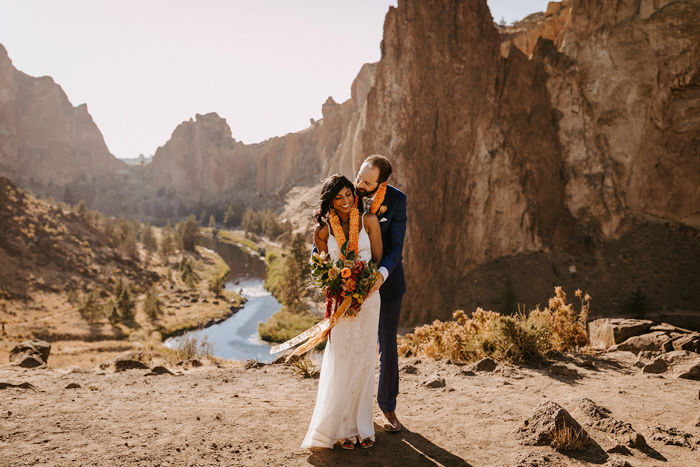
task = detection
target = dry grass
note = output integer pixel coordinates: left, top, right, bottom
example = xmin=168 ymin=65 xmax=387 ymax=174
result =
xmin=290 ymin=355 xmax=317 ymax=379
xmin=171 ymin=329 xmax=216 ymax=362
xmin=550 ymin=420 xmax=591 ymax=451
xmin=399 ymin=287 xmax=590 ymax=364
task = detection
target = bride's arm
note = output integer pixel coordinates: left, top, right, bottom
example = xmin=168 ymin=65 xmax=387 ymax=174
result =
xmin=314 ymin=224 xmax=330 ymax=254
xmin=364 ymin=214 xmax=383 ymax=264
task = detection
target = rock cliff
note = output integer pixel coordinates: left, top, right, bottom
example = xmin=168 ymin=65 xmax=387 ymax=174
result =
xmin=145 ymin=63 xmax=376 ymax=201
xmin=0 ymin=45 xmax=124 ymax=189
xmin=362 ymin=0 xmax=700 ymax=325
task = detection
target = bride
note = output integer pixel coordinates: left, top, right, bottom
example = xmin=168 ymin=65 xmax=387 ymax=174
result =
xmin=302 ymin=174 xmax=383 ymax=450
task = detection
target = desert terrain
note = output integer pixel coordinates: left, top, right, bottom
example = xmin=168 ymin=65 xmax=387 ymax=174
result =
xmin=1 ymin=349 xmax=699 ymax=467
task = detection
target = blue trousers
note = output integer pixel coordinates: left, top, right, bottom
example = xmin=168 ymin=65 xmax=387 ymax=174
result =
xmin=377 ymin=295 xmax=402 ymax=413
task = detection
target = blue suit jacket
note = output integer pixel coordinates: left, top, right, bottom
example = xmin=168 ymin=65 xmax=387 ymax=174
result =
xmin=361 ymin=185 xmax=407 ymax=301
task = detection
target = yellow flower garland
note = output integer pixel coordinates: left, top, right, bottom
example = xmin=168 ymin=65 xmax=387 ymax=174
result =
xmin=328 ymin=207 xmax=360 ymax=260
xmin=355 ymin=182 xmax=388 ymax=215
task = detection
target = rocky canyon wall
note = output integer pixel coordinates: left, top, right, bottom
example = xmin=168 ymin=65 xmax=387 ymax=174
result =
xmin=362 ymin=0 xmax=700 ymax=325
xmin=0 ymin=45 xmax=124 ymax=190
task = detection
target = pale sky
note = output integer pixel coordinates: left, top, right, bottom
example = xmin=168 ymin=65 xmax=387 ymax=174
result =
xmin=0 ymin=0 xmax=551 ymax=159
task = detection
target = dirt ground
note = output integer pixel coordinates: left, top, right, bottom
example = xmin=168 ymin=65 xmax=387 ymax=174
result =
xmin=1 ymin=351 xmax=699 ymax=467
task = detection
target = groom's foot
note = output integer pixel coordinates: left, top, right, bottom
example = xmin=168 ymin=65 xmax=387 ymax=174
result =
xmin=382 ymin=411 xmax=401 ymax=432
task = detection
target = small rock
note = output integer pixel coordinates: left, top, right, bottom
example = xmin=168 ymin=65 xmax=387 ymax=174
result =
xmin=9 ymin=340 xmax=51 ymax=367
xmin=648 ymin=424 xmax=694 ymax=448
xmin=579 ymin=398 xmax=609 ymax=420
xmin=244 ymin=359 xmax=265 ymax=369
xmin=548 ymin=363 xmax=578 ymax=376
xmin=65 ymin=383 xmax=81 ymax=389
xmin=469 ymin=357 xmax=498 ymax=373
xmin=188 ymin=359 xmax=202 ymax=368
xmin=403 ymin=349 xmax=413 ymax=358
xmin=514 ymin=452 xmax=553 ymax=467
xmin=148 ymin=366 xmax=174 ymax=376
xmin=605 ymin=444 xmax=631 ymax=455
xmin=400 ymin=364 xmax=418 ymax=374
xmin=604 ymin=458 xmax=633 ymax=467
xmin=114 ymin=360 xmax=150 ymax=372
xmin=571 ymin=356 xmax=595 ymax=368
xmin=412 ymin=358 xmax=422 ymax=365
xmin=422 ymin=374 xmax=446 ymax=389
xmin=514 ymin=400 xmax=587 ymax=447
xmin=672 ymin=332 xmax=700 ymax=353
xmin=459 ymin=369 xmax=477 ymax=376
xmin=587 ymin=318 xmax=654 ymax=350
xmin=0 ymin=382 xmax=36 ymax=390
xmin=544 ymin=349 xmax=567 ymax=361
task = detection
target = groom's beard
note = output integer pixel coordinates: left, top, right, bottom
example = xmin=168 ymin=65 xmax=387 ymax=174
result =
xmin=356 ymin=185 xmax=378 ymax=198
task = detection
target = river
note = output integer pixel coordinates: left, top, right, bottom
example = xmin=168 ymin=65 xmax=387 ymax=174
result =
xmin=165 ymin=235 xmax=282 ymax=363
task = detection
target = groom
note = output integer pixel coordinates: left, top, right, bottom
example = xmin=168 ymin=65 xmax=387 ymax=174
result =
xmin=357 ymin=155 xmax=407 ymax=432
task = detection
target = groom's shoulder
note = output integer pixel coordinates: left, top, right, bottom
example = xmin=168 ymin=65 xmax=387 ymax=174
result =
xmin=387 ymin=185 xmax=407 ymax=202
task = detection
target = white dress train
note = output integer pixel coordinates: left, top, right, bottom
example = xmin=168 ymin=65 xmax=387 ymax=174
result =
xmin=301 ymin=222 xmax=381 ymax=448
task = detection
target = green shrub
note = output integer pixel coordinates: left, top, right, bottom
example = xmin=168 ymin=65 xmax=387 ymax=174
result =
xmin=143 ymin=286 xmax=163 ymax=320
xmin=179 ymin=256 xmax=200 ymax=288
xmin=258 ymin=308 xmax=321 ymax=344
xmin=78 ymin=290 xmax=103 ymax=323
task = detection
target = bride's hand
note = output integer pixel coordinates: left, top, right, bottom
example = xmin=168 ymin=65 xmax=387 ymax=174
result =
xmin=368 ymin=275 xmax=384 ymax=297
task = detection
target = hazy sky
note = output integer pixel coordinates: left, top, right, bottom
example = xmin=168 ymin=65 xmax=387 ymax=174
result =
xmin=0 ymin=1 xmax=551 ymax=159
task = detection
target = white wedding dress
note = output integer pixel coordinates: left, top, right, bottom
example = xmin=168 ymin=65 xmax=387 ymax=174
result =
xmin=301 ymin=219 xmax=381 ymax=448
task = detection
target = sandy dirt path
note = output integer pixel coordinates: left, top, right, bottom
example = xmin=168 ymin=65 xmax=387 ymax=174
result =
xmin=1 ymin=353 xmax=699 ymax=466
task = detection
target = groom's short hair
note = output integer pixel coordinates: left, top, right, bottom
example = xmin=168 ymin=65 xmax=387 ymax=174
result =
xmin=364 ymin=155 xmax=392 ymax=184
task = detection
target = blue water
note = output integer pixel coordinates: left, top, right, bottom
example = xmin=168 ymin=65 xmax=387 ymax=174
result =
xmin=165 ymin=235 xmax=282 ymax=363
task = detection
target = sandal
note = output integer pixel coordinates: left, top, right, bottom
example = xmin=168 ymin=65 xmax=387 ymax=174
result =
xmin=360 ymin=437 xmax=374 ymax=449
xmin=340 ymin=438 xmax=355 ymax=450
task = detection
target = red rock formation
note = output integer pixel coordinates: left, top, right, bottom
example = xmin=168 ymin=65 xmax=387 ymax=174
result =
xmin=0 ymin=45 xmax=123 ymax=189
xmin=362 ymin=0 xmax=700 ymax=325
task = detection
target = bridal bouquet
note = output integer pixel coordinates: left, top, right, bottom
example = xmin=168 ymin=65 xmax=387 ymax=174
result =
xmin=310 ymin=240 xmax=381 ymax=318
xmin=270 ymin=240 xmax=380 ymax=359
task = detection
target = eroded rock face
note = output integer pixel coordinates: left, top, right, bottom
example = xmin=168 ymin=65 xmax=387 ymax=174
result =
xmin=0 ymin=45 xmax=123 ymax=188
xmin=146 ymin=63 xmax=377 ymax=200
xmin=361 ymin=0 xmax=700 ymax=325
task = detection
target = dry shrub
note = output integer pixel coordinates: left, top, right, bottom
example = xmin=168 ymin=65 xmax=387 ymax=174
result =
xmin=550 ymin=420 xmax=590 ymax=451
xmin=172 ymin=330 xmax=216 ymax=361
xmin=399 ymin=287 xmax=590 ymax=363
xmin=290 ymin=355 xmax=317 ymax=379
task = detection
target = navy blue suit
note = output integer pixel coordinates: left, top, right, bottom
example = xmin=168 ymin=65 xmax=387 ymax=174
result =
xmin=361 ymin=185 xmax=407 ymax=413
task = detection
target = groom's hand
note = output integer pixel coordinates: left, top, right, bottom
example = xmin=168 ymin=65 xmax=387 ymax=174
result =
xmin=368 ymin=275 xmax=384 ymax=297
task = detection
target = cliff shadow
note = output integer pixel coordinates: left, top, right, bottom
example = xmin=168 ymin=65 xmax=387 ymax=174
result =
xmin=306 ymin=422 xmax=472 ymax=466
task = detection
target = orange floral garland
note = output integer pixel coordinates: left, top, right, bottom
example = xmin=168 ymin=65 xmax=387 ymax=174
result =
xmin=328 ymin=207 xmax=360 ymax=260
xmin=355 ymin=182 xmax=388 ymax=214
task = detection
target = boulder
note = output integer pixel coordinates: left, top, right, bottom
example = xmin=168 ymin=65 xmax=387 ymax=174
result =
xmin=648 ymin=424 xmax=694 ymax=448
xmin=114 ymin=360 xmax=150 ymax=372
xmin=672 ymin=333 xmax=700 ymax=353
xmin=514 ymin=400 xmax=587 ymax=446
xmin=613 ymin=331 xmax=672 ymax=355
xmin=9 ymin=340 xmax=51 ymax=367
xmin=244 ymin=359 xmax=265 ymax=369
xmin=633 ymin=350 xmax=660 ymax=368
xmin=578 ymin=398 xmax=609 ymax=420
xmin=400 ymin=364 xmax=419 ymax=374
xmin=65 ymin=383 xmax=81 ymax=389
xmin=589 ymin=418 xmax=647 ymax=449
xmin=148 ymin=366 xmax=174 ymax=376
xmin=657 ymin=351 xmax=700 ymax=380
xmin=469 ymin=357 xmax=498 ymax=373
xmin=588 ymin=319 xmax=654 ymax=350
xmin=641 ymin=358 xmax=668 ymax=374
xmin=422 ymin=374 xmax=446 ymax=389
xmin=99 ymin=351 xmax=152 ymax=372
xmin=549 ymin=363 xmax=578 ymax=376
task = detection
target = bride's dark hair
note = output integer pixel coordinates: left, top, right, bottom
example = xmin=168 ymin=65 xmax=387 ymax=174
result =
xmin=313 ymin=174 xmax=356 ymax=227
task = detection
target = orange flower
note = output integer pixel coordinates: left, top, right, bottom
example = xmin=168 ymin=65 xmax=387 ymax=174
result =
xmin=341 ymin=267 xmax=352 ymax=278
xmin=345 ymin=277 xmax=357 ymax=292
xmin=379 ymin=205 xmax=387 ymax=214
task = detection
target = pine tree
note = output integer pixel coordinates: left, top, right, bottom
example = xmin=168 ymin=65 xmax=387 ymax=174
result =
xmin=75 ymin=200 xmax=88 ymax=216
xmin=223 ymin=204 xmax=235 ymax=229
xmin=208 ymin=214 xmax=217 ymax=237
xmin=179 ymin=256 xmax=200 ymax=288
xmin=142 ymin=223 xmax=157 ymax=252
xmin=123 ymin=231 xmax=140 ymax=262
xmin=159 ymin=221 xmax=176 ymax=262
xmin=143 ymin=286 xmax=163 ymax=320
xmin=279 ymin=233 xmax=311 ymax=309
xmin=182 ymin=214 xmax=201 ymax=252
